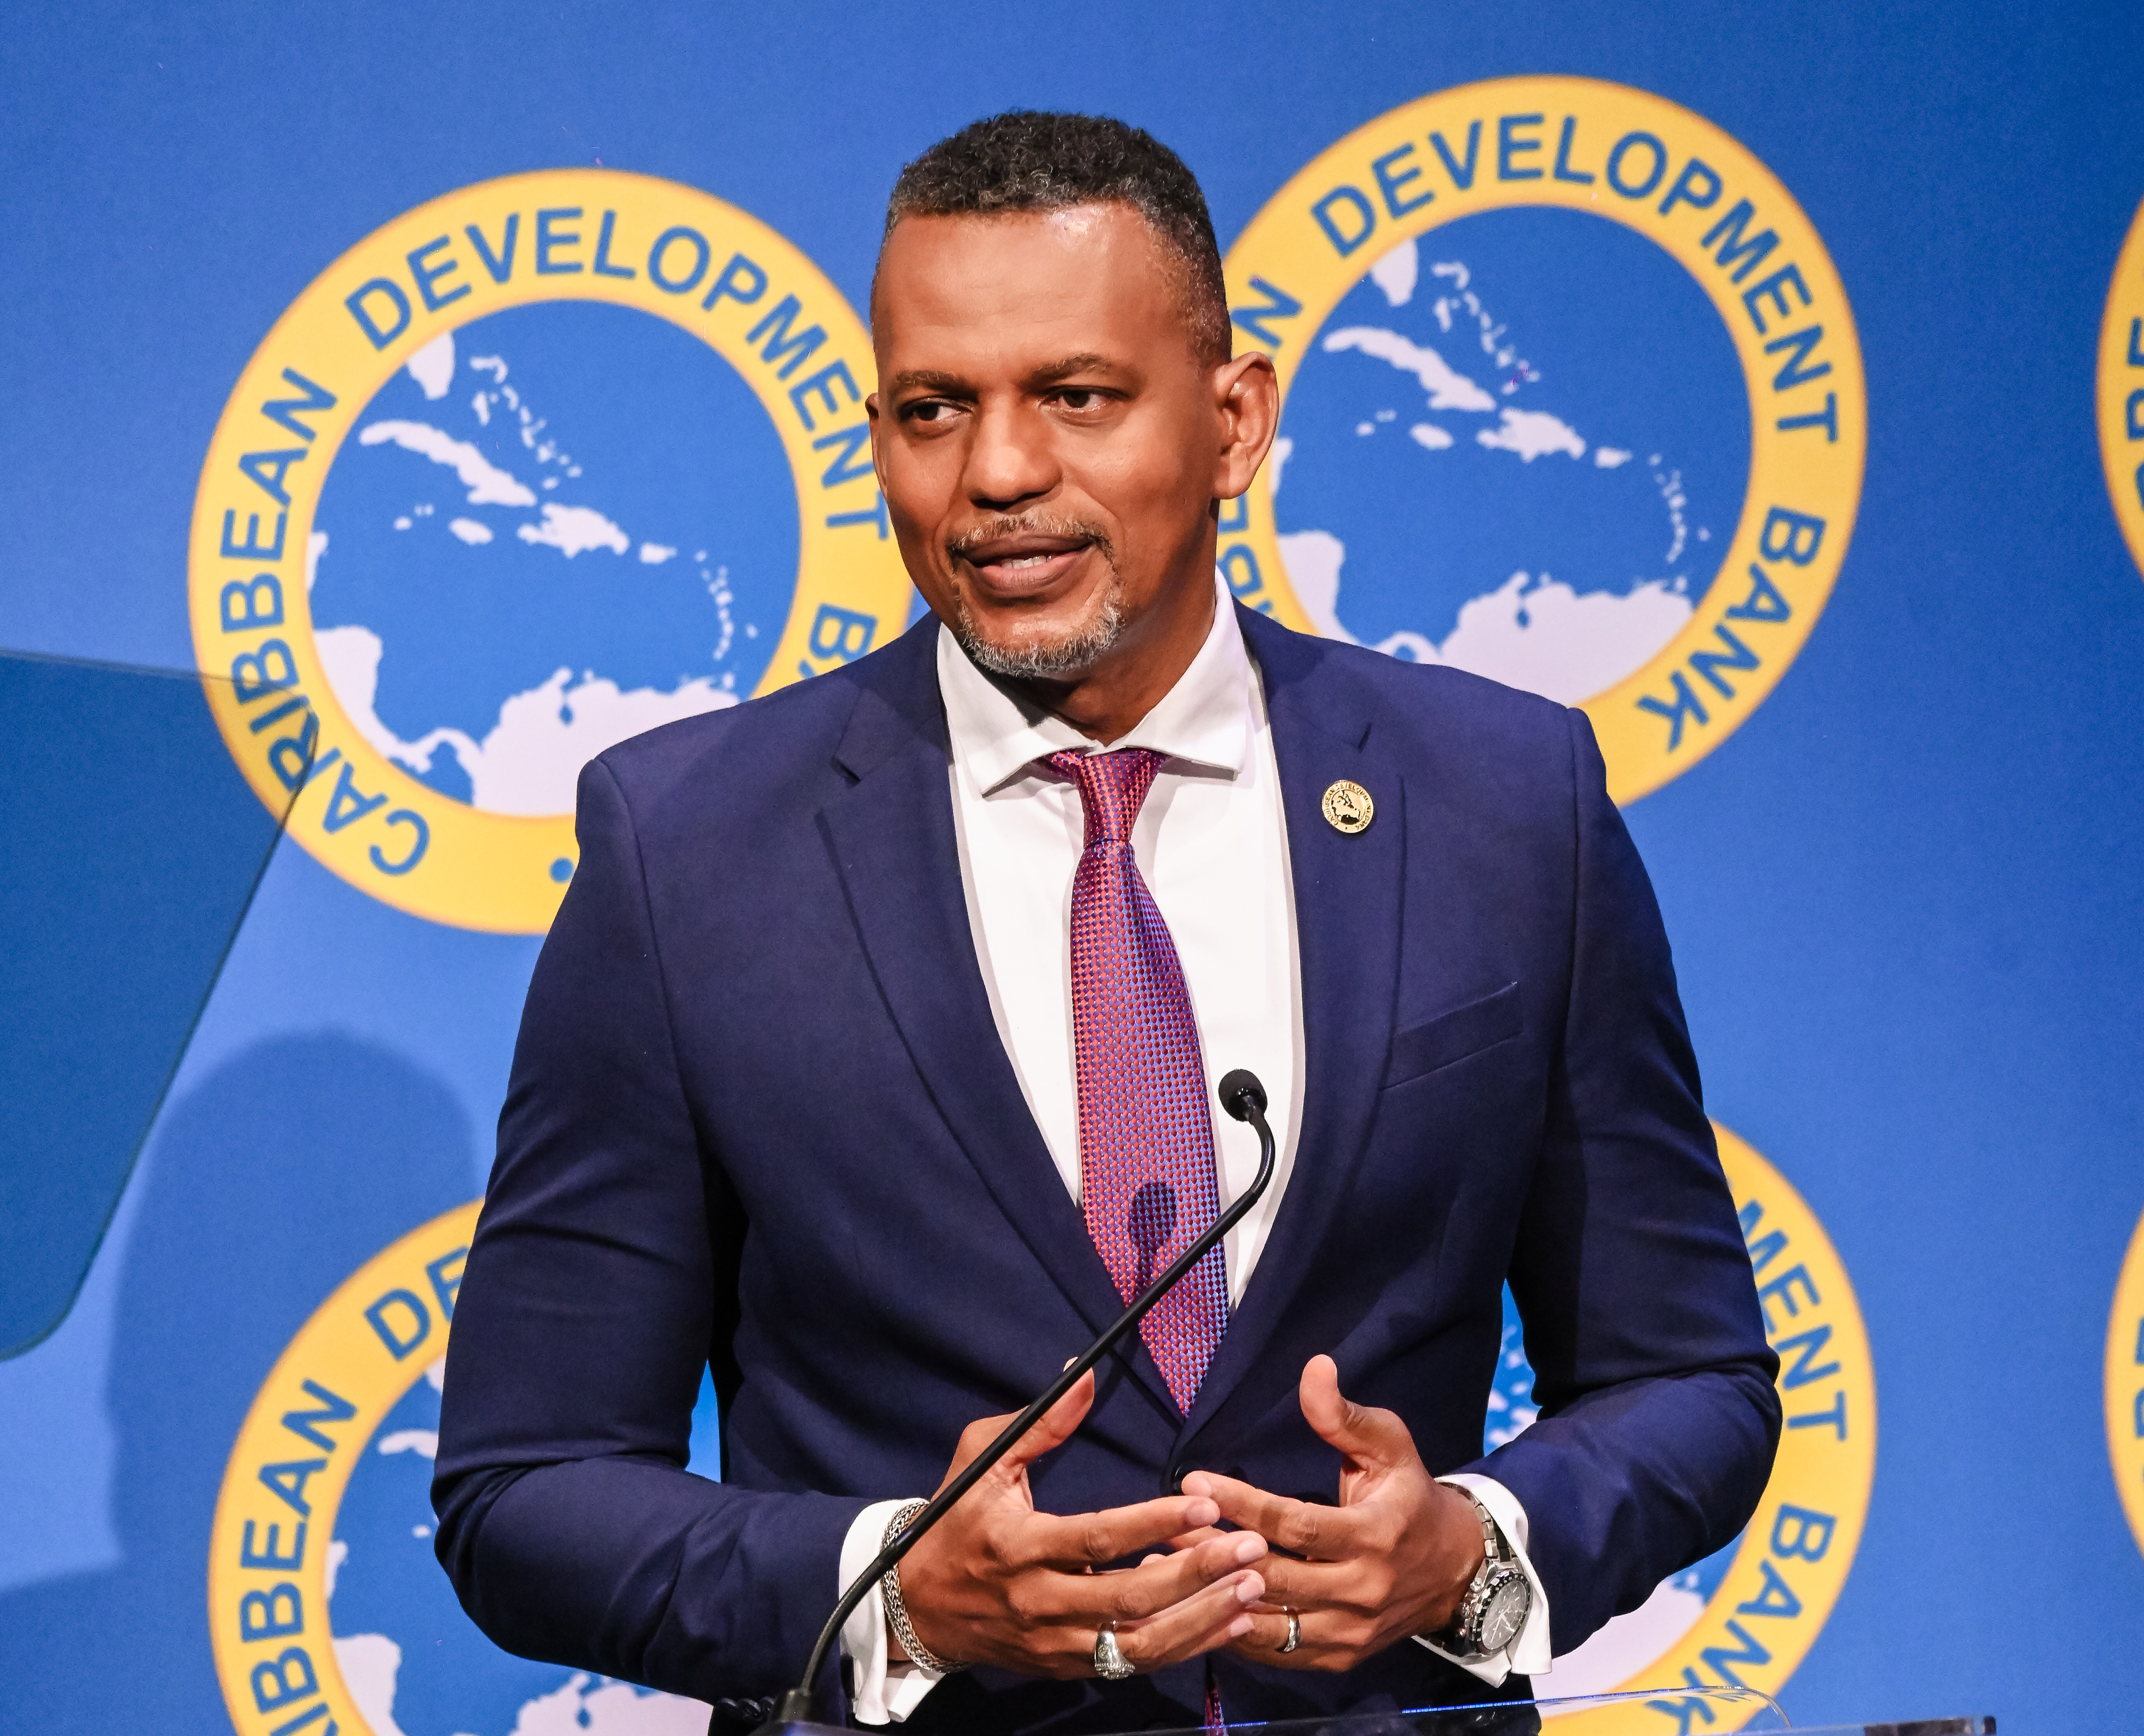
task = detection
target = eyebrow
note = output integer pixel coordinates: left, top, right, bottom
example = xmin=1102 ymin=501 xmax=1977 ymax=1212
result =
xmin=883 ymin=353 xmax=1128 ymax=398
xmin=1028 ymin=352 xmax=1117 ymax=385
xmin=884 ymin=368 xmax=970 ymax=397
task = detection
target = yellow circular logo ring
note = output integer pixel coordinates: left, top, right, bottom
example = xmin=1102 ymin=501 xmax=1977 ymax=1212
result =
xmin=2105 ymin=1206 xmax=2144 ymax=1560
xmin=209 ymin=1202 xmax=481 ymax=1736
xmin=1550 ymin=1123 xmax=1875 ymax=1729
xmin=1220 ymin=77 xmax=1866 ymax=804
xmin=2096 ymin=193 xmax=2144 ymax=583
xmin=188 ymin=170 xmax=908 ymax=932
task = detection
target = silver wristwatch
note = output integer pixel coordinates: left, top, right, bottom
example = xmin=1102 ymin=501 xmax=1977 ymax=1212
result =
xmin=1434 ymin=1488 xmax=1532 ymax=1659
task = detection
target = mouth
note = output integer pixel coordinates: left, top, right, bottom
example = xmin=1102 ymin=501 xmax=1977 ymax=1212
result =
xmin=963 ymin=537 xmax=1091 ymax=595
xmin=943 ymin=518 xmax=1127 ymax=679
xmin=950 ymin=524 xmax=1108 ymax=599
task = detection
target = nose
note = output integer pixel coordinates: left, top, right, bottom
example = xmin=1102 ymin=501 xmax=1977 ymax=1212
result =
xmin=961 ymin=398 xmax=1059 ymax=511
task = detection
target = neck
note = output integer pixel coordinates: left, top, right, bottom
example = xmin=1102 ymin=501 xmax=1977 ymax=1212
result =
xmin=1003 ymin=571 xmax=1218 ymax=745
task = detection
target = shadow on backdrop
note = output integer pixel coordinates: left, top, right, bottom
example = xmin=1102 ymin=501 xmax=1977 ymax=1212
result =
xmin=0 ymin=1032 xmax=476 ymax=1732
xmin=0 ymin=651 xmax=300 ymax=1360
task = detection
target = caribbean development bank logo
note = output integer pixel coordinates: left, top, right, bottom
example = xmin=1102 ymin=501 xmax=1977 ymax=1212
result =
xmin=2105 ymin=1207 xmax=2144 ymax=1563
xmin=210 ymin=1203 xmax=710 ymax=1736
xmin=1491 ymin=1125 xmax=1874 ymax=1729
xmin=1220 ymin=78 xmax=1865 ymax=803
xmin=2095 ymin=193 xmax=2144 ymax=584
xmin=189 ymin=170 xmax=908 ymax=932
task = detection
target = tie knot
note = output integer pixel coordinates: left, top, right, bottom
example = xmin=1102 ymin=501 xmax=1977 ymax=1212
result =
xmin=1049 ymin=747 xmax=1163 ymax=847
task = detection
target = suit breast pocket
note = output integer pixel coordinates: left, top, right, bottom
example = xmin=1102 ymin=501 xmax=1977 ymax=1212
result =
xmin=1381 ymin=982 xmax=1524 ymax=1088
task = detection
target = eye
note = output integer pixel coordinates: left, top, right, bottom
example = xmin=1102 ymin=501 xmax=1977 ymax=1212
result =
xmin=1058 ymin=389 xmax=1096 ymax=411
xmin=906 ymin=399 xmax=953 ymax=424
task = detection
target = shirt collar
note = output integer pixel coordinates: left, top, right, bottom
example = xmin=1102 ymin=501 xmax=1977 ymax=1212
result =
xmin=936 ymin=571 xmax=1252 ymax=796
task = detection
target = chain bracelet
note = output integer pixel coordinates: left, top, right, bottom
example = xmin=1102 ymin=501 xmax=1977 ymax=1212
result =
xmin=879 ymin=1499 xmax=968 ymax=1674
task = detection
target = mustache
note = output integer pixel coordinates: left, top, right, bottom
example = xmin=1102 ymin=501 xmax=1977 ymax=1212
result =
xmin=945 ymin=513 xmax=1116 ymax=567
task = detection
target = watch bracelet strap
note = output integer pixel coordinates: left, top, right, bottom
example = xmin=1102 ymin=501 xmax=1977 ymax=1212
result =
xmin=879 ymin=1499 xmax=969 ymax=1675
xmin=1430 ymin=1486 xmax=1516 ymax=1657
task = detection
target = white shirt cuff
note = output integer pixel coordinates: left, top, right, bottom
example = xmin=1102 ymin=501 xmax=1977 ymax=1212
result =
xmin=839 ymin=1498 xmax=948 ymax=1725
xmin=1411 ymin=1475 xmax=1553 ymax=1687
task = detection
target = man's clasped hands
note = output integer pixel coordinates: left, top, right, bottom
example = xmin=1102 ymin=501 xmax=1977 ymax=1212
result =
xmin=892 ymin=1355 xmax=1490 ymax=1679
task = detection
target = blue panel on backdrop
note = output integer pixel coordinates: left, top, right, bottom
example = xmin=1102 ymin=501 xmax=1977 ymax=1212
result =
xmin=0 ymin=654 xmax=291 ymax=1359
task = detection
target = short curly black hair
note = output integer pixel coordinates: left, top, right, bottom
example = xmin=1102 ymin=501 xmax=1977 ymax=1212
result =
xmin=882 ymin=111 xmax=1230 ymax=367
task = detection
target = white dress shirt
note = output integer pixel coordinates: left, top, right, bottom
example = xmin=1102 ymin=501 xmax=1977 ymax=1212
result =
xmin=839 ymin=576 xmax=1550 ymax=1722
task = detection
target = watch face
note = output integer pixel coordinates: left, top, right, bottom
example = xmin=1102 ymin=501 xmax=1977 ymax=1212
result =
xmin=1478 ymin=1573 xmax=1531 ymax=1654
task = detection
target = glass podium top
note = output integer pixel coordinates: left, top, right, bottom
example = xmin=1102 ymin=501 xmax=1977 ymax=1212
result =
xmin=0 ymin=649 xmax=300 ymax=1359
xmin=756 ymin=1687 xmax=1991 ymax=1736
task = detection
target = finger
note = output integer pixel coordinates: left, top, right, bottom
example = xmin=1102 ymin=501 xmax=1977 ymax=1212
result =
xmin=964 ymin=1572 xmax=1257 ymax=1681
xmin=1000 ymin=1369 xmax=1095 ymax=1472
xmin=1298 ymin=1355 xmax=1414 ymax=1472
xmin=1227 ymin=1604 xmax=1325 ymax=1669
xmin=1182 ymin=1470 xmax=1361 ymax=1562
xmin=1112 ymin=1570 xmax=1266 ymax=1671
xmin=1141 ymin=1526 xmax=1226 ymax=1551
xmin=1024 ymin=1492 xmax=1225 ymax=1568
xmin=941 ymin=1372 xmax=1101 ymax=1496
xmin=1020 ymin=1530 xmax=1268 ymax=1624
xmin=1245 ymin=1554 xmax=1362 ymax=1613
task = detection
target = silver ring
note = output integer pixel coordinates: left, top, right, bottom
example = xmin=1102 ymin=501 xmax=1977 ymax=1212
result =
xmin=1278 ymin=1608 xmax=1301 ymax=1654
xmin=1094 ymin=1621 xmax=1137 ymax=1680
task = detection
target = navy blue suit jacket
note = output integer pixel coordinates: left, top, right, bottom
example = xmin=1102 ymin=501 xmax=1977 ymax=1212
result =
xmin=434 ymin=605 xmax=1780 ymax=1731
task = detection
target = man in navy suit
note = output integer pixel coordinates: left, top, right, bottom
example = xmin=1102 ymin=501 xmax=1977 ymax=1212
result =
xmin=434 ymin=113 xmax=1779 ymax=1732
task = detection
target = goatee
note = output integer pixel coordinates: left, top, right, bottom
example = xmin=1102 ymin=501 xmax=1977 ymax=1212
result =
xmin=946 ymin=515 xmax=1124 ymax=680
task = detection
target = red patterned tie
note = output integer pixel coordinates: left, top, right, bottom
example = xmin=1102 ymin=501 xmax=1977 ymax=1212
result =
xmin=1051 ymin=748 xmax=1229 ymax=1413
xmin=1052 ymin=747 xmax=1232 ymax=1732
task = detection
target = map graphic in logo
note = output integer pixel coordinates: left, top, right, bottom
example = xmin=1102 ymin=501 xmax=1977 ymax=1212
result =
xmin=189 ymin=171 xmax=908 ymax=931
xmin=2105 ymin=1206 xmax=2144 ymax=1562
xmin=1222 ymin=78 xmax=1866 ymax=802
xmin=2096 ymin=192 xmax=2144 ymax=585
xmin=310 ymin=303 xmax=796 ymax=818
xmin=1270 ymin=210 xmax=1745 ymax=706
xmin=211 ymin=1204 xmax=714 ymax=1736
xmin=1488 ymin=1124 xmax=1874 ymax=1728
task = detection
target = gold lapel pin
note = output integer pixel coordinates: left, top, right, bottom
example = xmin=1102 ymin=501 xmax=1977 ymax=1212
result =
xmin=1321 ymin=779 xmax=1374 ymax=835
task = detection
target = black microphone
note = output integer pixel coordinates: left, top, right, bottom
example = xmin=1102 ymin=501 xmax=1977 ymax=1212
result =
xmin=753 ymin=1069 xmax=1277 ymax=1732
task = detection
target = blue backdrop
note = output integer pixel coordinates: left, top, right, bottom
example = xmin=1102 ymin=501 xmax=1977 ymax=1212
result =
xmin=4 ymin=5 xmax=2143 ymax=1734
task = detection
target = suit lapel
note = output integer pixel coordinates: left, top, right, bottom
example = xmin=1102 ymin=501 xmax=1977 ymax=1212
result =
xmin=1179 ymin=609 xmax=1409 ymax=1450
xmin=817 ymin=627 xmax=1181 ymax=1416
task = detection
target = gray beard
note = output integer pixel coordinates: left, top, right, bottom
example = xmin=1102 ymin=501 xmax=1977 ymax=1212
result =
xmin=952 ymin=588 xmax=1125 ymax=680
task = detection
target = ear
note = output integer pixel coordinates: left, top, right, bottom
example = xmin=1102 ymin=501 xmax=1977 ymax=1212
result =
xmin=1212 ymin=351 xmax=1280 ymax=503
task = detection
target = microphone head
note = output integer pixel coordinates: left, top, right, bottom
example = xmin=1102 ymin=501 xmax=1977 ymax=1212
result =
xmin=1217 ymin=1069 xmax=1267 ymax=1121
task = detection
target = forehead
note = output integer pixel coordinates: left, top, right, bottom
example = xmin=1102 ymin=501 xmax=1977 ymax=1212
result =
xmin=872 ymin=204 xmax=1184 ymax=371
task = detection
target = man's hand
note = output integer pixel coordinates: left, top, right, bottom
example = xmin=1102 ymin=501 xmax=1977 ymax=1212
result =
xmin=896 ymin=1372 xmax=1269 ymax=1678
xmin=1182 ymin=1355 xmax=1484 ymax=1671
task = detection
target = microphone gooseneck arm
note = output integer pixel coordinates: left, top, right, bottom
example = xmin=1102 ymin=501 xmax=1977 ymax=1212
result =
xmin=760 ymin=1070 xmax=1278 ymax=1730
